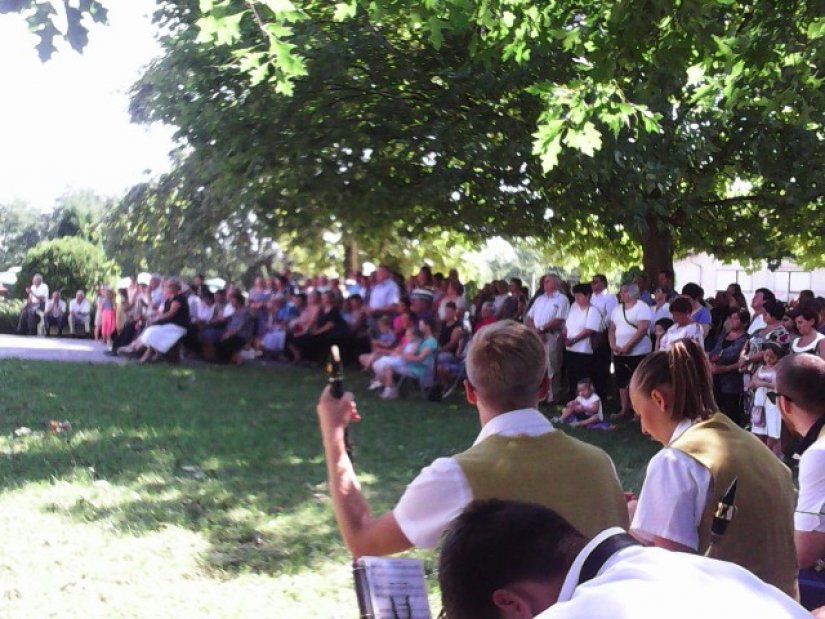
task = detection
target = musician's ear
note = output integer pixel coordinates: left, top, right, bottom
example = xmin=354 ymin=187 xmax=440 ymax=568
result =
xmin=491 ymin=587 xmax=536 ymax=619
xmin=464 ymin=380 xmax=478 ymax=405
xmin=492 ymin=580 xmax=559 ymax=619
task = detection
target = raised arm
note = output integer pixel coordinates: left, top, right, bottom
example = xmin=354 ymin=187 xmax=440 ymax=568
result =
xmin=316 ymin=387 xmax=412 ymax=558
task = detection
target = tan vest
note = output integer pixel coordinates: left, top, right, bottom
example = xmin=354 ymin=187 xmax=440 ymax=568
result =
xmin=671 ymin=413 xmax=798 ymax=598
xmin=454 ymin=431 xmax=629 ymax=539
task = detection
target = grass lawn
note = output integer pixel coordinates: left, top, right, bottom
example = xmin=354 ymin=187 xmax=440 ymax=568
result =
xmin=0 ymin=359 xmax=659 ymax=618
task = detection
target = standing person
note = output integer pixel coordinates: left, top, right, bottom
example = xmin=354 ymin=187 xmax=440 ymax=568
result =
xmin=658 ymin=297 xmax=705 ymax=351
xmin=628 ymin=339 xmax=798 ymax=597
xmin=775 ymin=354 xmax=825 ymax=611
xmin=526 ymin=274 xmax=570 ymax=405
xmin=438 ymin=500 xmax=810 ymax=619
xmin=17 ymin=273 xmax=49 ymax=335
xmin=43 ymin=291 xmax=67 ymax=336
xmin=747 ymin=342 xmax=786 ymax=456
xmin=608 ymin=283 xmax=652 ymax=421
xmin=749 ymin=287 xmax=776 ymax=335
xmin=709 ymin=307 xmax=750 ymax=425
xmin=315 ymin=320 xmax=629 ymax=558
xmin=562 ymin=283 xmax=602 ymax=402
xmin=649 ymin=286 xmax=672 ymax=335
xmin=793 ymin=306 xmax=825 ymax=359
xmin=739 ymin=298 xmax=792 ymax=415
xmin=657 ymin=269 xmax=677 ymax=300
xmin=681 ymin=283 xmax=712 ymax=337
xmin=589 ymin=274 xmax=617 ymax=400
xmin=365 ymin=264 xmax=400 ymax=324
xmin=100 ymin=288 xmax=117 ymax=346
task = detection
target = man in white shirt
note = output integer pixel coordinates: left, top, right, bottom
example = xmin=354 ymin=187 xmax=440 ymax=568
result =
xmin=776 ymin=354 xmax=825 ymax=611
xmin=438 ymin=499 xmax=809 ymax=619
xmin=43 ymin=291 xmax=67 ymax=336
xmin=69 ymin=290 xmax=92 ymax=336
xmin=315 ymin=320 xmax=627 ymax=558
xmin=526 ymin=274 xmax=570 ymax=404
xmin=17 ymin=273 xmax=49 ymax=335
xmin=365 ymin=265 xmax=400 ymax=318
xmin=589 ymin=274 xmax=617 ymax=399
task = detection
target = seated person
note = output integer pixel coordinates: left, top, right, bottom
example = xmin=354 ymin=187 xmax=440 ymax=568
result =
xmin=776 ymin=354 xmax=825 ymax=611
xmin=68 ymin=290 xmax=91 ymax=336
xmin=361 ymin=316 xmax=397 ymax=384
xmin=315 ymin=320 xmax=629 ymax=559
xmin=260 ymin=295 xmax=297 ymax=356
xmin=658 ymin=297 xmax=705 ymax=350
xmin=555 ymin=379 xmax=608 ymax=429
xmin=473 ymin=301 xmax=497 ymax=333
xmin=373 ymin=317 xmax=438 ymax=400
xmin=121 ymin=279 xmax=190 ymax=363
xmin=17 ymin=273 xmax=49 ymax=335
xmin=213 ymin=291 xmax=256 ymax=364
xmin=651 ymin=317 xmax=674 ymax=351
xmin=438 ymin=499 xmax=809 ymax=619
xmin=43 ymin=291 xmax=67 ymax=336
xmin=437 ymin=302 xmax=463 ymax=364
xmin=288 ymin=290 xmax=349 ymax=364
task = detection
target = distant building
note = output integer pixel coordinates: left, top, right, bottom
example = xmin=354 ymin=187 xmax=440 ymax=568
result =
xmin=674 ymin=253 xmax=825 ymax=302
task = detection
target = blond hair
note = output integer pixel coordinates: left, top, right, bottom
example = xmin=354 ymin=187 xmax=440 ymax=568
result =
xmin=466 ymin=320 xmax=547 ymax=411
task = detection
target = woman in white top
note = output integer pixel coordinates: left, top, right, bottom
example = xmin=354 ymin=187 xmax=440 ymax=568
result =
xmin=658 ymin=297 xmax=705 ymax=351
xmin=562 ymin=283 xmax=604 ymax=401
xmin=608 ymin=283 xmax=652 ymax=420
xmin=649 ymin=286 xmax=672 ymax=334
xmin=793 ymin=306 xmax=825 ymax=359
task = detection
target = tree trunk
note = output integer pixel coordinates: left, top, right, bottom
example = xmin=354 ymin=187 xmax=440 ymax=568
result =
xmin=344 ymin=240 xmax=359 ymax=276
xmin=639 ymin=214 xmax=674 ymax=288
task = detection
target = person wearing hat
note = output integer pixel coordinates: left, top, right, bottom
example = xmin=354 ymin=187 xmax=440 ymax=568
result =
xmin=315 ymin=320 xmax=628 ymax=558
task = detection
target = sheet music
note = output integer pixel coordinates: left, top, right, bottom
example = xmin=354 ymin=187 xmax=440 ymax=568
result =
xmin=358 ymin=557 xmax=431 ymax=619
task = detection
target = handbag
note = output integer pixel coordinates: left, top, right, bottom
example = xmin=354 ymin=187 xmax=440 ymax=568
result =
xmin=588 ymin=306 xmax=608 ymax=351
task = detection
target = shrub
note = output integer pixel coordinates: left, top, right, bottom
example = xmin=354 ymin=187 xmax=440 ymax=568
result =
xmin=15 ymin=238 xmax=118 ymax=301
xmin=0 ymin=299 xmax=24 ymax=334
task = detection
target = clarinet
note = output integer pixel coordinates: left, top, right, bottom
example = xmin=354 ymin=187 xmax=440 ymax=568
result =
xmin=328 ymin=345 xmax=358 ymax=462
xmin=706 ymin=477 xmax=738 ymax=557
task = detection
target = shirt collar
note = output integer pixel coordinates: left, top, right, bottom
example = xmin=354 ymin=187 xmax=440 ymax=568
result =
xmin=668 ymin=418 xmax=695 ymax=445
xmin=474 ymin=408 xmax=554 ymax=445
xmin=798 ymin=415 xmax=825 ymax=455
xmin=557 ymin=527 xmax=628 ymax=602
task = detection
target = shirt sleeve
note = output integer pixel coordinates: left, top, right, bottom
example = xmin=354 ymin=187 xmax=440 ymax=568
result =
xmin=636 ymin=303 xmax=653 ymax=322
xmin=631 ymin=448 xmax=712 ymax=550
xmin=393 ymin=457 xmax=473 ymax=549
xmin=557 ymin=297 xmax=570 ymax=320
xmin=585 ymin=307 xmax=602 ymax=332
xmin=796 ymin=447 xmax=825 ymax=533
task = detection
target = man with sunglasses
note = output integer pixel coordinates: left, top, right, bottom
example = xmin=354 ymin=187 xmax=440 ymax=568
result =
xmin=316 ymin=320 xmax=628 ymax=558
xmin=774 ymin=353 xmax=825 ymax=611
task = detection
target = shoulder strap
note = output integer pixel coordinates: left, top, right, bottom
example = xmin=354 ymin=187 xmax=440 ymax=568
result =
xmin=621 ymin=304 xmax=638 ymax=330
xmin=578 ymin=533 xmax=640 ymax=586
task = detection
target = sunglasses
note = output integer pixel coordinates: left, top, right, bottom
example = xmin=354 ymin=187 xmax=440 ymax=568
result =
xmin=767 ymin=391 xmax=791 ymax=405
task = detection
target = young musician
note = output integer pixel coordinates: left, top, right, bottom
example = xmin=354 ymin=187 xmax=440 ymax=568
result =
xmin=628 ymin=339 xmax=798 ymax=597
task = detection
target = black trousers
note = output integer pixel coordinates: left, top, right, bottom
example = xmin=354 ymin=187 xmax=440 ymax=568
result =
xmin=716 ymin=391 xmax=745 ymax=427
xmin=565 ymin=350 xmax=595 ymax=402
xmin=591 ymin=342 xmax=612 ymax=400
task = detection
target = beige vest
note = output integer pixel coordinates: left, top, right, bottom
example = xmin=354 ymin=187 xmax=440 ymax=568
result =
xmin=454 ymin=431 xmax=629 ymax=539
xmin=671 ymin=413 xmax=798 ymax=598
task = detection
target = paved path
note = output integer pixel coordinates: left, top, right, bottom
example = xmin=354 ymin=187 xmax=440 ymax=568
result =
xmin=0 ymin=334 xmax=125 ymax=364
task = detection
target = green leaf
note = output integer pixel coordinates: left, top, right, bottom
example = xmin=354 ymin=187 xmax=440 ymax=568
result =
xmin=333 ymin=1 xmax=357 ymax=21
xmin=536 ymin=134 xmax=563 ymax=173
xmin=563 ymin=121 xmax=602 ymax=157
xmin=262 ymin=0 xmax=297 ymax=14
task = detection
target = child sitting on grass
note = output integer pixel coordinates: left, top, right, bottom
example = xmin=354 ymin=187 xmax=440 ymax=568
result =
xmin=554 ymin=379 xmax=611 ymax=429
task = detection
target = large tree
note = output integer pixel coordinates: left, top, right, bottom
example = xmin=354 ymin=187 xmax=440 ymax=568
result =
xmin=188 ymin=0 xmax=825 ymax=278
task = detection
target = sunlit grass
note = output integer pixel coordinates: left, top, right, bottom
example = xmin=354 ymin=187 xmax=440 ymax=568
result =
xmin=0 ymin=359 xmax=657 ymax=617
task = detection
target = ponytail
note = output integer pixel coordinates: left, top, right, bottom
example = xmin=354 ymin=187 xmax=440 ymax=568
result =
xmin=632 ymin=339 xmax=717 ymax=421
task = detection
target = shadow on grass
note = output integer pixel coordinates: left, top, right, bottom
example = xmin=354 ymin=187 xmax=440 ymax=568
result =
xmin=0 ymin=359 xmax=480 ymax=577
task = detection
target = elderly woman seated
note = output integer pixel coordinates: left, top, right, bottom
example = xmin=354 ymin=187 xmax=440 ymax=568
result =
xmin=119 ymin=278 xmax=191 ymax=363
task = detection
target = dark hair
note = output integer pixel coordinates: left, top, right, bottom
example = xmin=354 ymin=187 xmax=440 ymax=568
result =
xmin=799 ymin=290 xmax=815 ymax=302
xmin=631 ymin=339 xmax=717 ymax=421
xmin=439 ymin=500 xmax=586 ymax=619
xmin=419 ymin=315 xmax=436 ymax=332
xmin=231 ymin=291 xmax=246 ymax=305
xmin=764 ymin=298 xmax=785 ymax=321
xmin=655 ymin=317 xmax=674 ymax=331
xmin=572 ymin=283 xmax=593 ymax=297
xmin=680 ymin=283 xmax=704 ymax=301
xmin=349 ymin=293 xmax=363 ymax=304
xmin=729 ymin=307 xmax=751 ymax=326
xmin=659 ymin=269 xmax=674 ymax=280
xmin=670 ymin=297 xmax=692 ymax=314
xmin=727 ymin=283 xmax=743 ymax=295
xmin=510 ymin=277 xmax=523 ymax=288
xmin=776 ymin=354 xmax=825 ymax=415
xmin=755 ymin=287 xmax=776 ymax=303
xmin=445 ymin=301 xmax=457 ymax=311
xmin=592 ymin=274 xmax=607 ymax=286
xmin=796 ymin=306 xmax=820 ymax=327
xmin=762 ymin=342 xmax=787 ymax=359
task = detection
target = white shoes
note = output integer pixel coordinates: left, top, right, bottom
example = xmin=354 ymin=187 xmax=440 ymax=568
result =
xmin=379 ymin=387 xmax=398 ymax=400
xmin=368 ymin=379 xmax=383 ymax=391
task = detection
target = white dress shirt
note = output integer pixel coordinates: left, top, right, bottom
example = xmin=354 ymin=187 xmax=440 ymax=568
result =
xmin=590 ymin=290 xmax=618 ymax=326
xmin=368 ymin=279 xmax=401 ymax=311
xmin=29 ymin=282 xmax=49 ymax=304
xmin=528 ymin=292 xmax=570 ymax=331
xmin=69 ymin=298 xmax=91 ymax=316
xmin=541 ymin=528 xmax=808 ymax=618
xmin=796 ymin=436 xmax=825 ymax=533
xmin=631 ymin=419 xmax=711 ymax=549
xmin=393 ymin=409 xmax=554 ymax=548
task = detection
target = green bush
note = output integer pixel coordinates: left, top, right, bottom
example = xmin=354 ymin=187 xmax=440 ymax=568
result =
xmin=0 ymin=299 xmax=24 ymax=334
xmin=15 ymin=238 xmax=118 ymax=301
